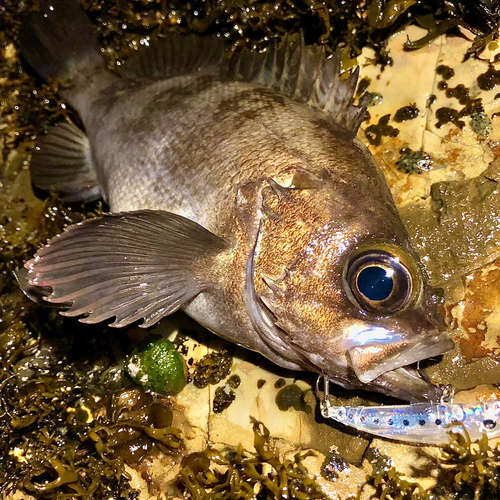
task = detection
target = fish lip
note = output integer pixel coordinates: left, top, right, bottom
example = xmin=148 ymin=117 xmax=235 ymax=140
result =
xmin=346 ymin=332 xmax=454 ymax=384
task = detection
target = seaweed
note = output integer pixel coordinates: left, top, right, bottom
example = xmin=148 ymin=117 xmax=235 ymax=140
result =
xmin=429 ymin=425 xmax=500 ymax=500
xmin=192 ymin=349 xmax=232 ymax=389
xmin=357 ymin=448 xmax=427 ymax=500
xmin=365 ymin=114 xmax=400 ymax=146
xmin=76 ymin=0 xmax=500 ymax=67
xmin=347 ymin=428 xmax=500 ymax=500
xmin=0 ymin=150 xmax=181 ymax=498
xmin=341 ymin=447 xmax=427 ymax=500
xmin=177 ymin=418 xmax=328 ymax=499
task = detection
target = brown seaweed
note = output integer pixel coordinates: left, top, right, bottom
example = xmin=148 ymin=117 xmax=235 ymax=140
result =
xmin=178 ymin=418 xmax=327 ymax=499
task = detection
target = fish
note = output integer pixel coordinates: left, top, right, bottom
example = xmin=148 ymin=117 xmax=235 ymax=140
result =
xmin=16 ymin=0 xmax=454 ymax=403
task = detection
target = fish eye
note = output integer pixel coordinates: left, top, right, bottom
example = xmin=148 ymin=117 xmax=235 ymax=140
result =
xmin=345 ymin=244 xmax=419 ymax=315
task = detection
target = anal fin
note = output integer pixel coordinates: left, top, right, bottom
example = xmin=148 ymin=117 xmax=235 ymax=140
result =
xmin=23 ymin=210 xmax=229 ymax=328
xmin=31 ymin=122 xmax=101 ymax=202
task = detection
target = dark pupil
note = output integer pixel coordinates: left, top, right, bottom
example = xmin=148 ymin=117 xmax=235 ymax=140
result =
xmin=357 ymin=266 xmax=393 ymax=301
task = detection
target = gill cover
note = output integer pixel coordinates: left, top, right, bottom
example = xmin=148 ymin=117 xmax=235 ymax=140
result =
xmin=242 ymin=169 xmax=324 ymax=370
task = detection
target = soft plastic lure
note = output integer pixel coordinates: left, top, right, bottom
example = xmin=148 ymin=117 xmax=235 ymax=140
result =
xmin=316 ymin=378 xmax=500 ymax=444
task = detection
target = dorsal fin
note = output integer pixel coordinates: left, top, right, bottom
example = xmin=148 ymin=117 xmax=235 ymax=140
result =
xmin=122 ymin=32 xmax=365 ymax=137
xmin=121 ymin=33 xmax=226 ymax=79
xmin=226 ymin=34 xmax=366 ymax=137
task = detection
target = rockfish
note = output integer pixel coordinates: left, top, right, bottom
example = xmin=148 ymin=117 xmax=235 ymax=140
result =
xmin=17 ymin=0 xmax=453 ymax=402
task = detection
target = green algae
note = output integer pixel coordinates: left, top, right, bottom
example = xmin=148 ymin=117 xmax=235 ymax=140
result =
xmin=126 ymin=336 xmax=187 ymax=395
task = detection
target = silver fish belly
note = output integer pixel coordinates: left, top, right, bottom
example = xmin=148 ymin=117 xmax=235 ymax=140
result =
xmin=17 ymin=0 xmax=453 ymax=402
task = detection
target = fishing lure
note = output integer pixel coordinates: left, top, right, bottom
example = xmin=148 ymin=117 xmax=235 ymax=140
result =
xmin=316 ymin=377 xmax=500 ymax=444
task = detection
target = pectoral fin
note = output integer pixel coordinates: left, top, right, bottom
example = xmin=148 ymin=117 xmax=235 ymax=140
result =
xmin=30 ymin=122 xmax=101 ymax=202
xmin=22 ymin=210 xmax=229 ymax=328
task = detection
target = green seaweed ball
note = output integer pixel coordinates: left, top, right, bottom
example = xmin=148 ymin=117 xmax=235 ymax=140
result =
xmin=126 ymin=336 xmax=187 ymax=395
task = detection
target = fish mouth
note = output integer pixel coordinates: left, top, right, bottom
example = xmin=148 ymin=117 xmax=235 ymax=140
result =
xmin=346 ymin=331 xmax=454 ymax=384
xmin=370 ymin=365 xmax=445 ymax=402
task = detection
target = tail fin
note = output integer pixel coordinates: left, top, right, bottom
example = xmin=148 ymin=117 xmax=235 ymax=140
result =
xmin=18 ymin=0 xmax=102 ymax=82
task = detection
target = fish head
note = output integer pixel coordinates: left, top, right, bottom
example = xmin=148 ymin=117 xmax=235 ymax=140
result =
xmin=248 ymin=168 xmax=453 ymax=401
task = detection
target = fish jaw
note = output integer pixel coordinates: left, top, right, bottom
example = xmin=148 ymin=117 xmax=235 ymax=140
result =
xmin=339 ymin=300 xmax=453 ymax=385
xmin=344 ymin=324 xmax=454 ymax=384
xmin=367 ymin=366 xmax=445 ymax=402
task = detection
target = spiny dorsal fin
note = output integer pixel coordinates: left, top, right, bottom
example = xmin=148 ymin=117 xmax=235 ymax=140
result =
xmin=122 ymin=32 xmax=365 ymax=136
xmin=227 ymin=34 xmax=366 ymax=137
xmin=23 ymin=210 xmax=229 ymax=329
xmin=121 ymin=34 xmax=226 ymax=79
